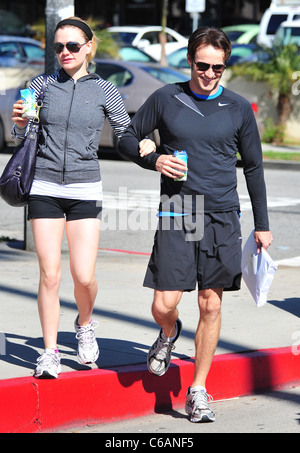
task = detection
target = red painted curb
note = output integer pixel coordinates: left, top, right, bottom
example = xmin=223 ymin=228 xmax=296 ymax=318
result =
xmin=0 ymin=347 xmax=299 ymax=433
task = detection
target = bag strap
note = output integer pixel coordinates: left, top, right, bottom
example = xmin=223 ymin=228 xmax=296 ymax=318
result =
xmin=34 ymin=75 xmax=47 ymax=123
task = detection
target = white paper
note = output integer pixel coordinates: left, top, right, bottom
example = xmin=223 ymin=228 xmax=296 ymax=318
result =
xmin=241 ymin=230 xmax=278 ymax=307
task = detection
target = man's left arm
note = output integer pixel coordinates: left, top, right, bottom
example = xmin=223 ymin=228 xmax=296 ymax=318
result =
xmin=238 ymin=104 xmax=273 ymax=253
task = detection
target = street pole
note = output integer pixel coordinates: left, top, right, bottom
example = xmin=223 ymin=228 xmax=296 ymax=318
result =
xmin=45 ymin=0 xmax=75 ymax=75
xmin=25 ymin=0 xmax=75 ymax=252
xmin=160 ymin=0 xmax=168 ymax=67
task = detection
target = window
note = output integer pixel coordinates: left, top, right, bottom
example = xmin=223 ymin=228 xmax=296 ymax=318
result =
xmin=95 ymin=63 xmax=133 ymax=87
xmin=22 ymin=43 xmax=44 ymax=59
xmin=0 ymin=42 xmax=22 ymax=59
xmin=267 ymin=14 xmax=288 ymax=35
xmin=110 ymin=32 xmax=137 ymax=46
xmin=166 ymin=33 xmax=176 ymax=43
xmin=141 ymin=66 xmax=189 ymax=84
xmin=142 ymin=32 xmax=159 ymax=45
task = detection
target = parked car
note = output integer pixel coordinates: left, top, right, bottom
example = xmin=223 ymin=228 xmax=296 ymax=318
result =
xmin=167 ymin=43 xmax=261 ymax=70
xmin=226 ymin=43 xmax=262 ymax=66
xmin=257 ymin=1 xmax=300 ymax=47
xmin=0 ymin=35 xmax=44 ymax=67
xmin=222 ymin=24 xmax=260 ymax=44
xmin=0 ymin=9 xmax=33 ymax=36
xmin=107 ymin=26 xmax=188 ymax=61
xmin=97 ymin=45 xmax=156 ymax=62
xmin=273 ymin=19 xmax=300 ymax=47
xmin=0 ymin=84 xmax=20 ymax=151
xmin=233 ymin=46 xmax=270 ymax=65
xmin=167 ymin=46 xmax=189 ymax=72
xmin=0 ymin=60 xmax=189 ymax=153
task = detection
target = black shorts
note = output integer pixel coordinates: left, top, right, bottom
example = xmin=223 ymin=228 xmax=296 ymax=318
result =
xmin=27 ymin=195 xmax=102 ymax=221
xmin=144 ymin=211 xmax=242 ymax=292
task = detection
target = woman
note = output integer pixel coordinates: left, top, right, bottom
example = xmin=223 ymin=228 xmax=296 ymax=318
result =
xmin=11 ymin=17 xmax=155 ymax=379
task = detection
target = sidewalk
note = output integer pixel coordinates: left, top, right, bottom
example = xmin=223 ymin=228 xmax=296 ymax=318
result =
xmin=0 ymin=240 xmax=299 ymax=432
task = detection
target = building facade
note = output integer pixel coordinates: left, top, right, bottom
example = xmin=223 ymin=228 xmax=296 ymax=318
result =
xmin=2 ymin=0 xmax=272 ymax=35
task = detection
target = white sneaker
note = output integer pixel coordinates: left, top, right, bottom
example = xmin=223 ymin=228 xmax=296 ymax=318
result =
xmin=185 ymin=386 xmax=215 ymax=422
xmin=34 ymin=349 xmax=62 ymax=379
xmin=74 ymin=316 xmax=99 ymax=365
xmin=147 ymin=319 xmax=182 ymax=376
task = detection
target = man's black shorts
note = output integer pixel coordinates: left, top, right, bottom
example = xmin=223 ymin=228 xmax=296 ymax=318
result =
xmin=144 ymin=211 xmax=242 ymax=292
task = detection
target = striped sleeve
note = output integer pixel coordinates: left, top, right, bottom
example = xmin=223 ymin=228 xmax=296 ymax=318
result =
xmin=96 ymin=78 xmax=130 ymax=139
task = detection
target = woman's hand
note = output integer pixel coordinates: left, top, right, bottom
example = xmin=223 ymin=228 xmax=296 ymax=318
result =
xmin=139 ymin=139 xmax=156 ymax=157
xmin=12 ymin=100 xmax=29 ymax=128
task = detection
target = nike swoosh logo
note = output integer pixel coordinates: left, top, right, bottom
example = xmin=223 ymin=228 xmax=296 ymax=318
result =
xmin=218 ymin=102 xmax=229 ymax=107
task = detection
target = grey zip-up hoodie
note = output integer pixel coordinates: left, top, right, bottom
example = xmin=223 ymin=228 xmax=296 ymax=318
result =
xmin=12 ymin=69 xmax=130 ymax=185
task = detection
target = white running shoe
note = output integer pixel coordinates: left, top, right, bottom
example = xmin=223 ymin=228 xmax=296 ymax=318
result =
xmin=34 ymin=349 xmax=62 ymax=379
xmin=185 ymin=386 xmax=216 ymax=423
xmin=74 ymin=316 xmax=99 ymax=365
xmin=147 ymin=319 xmax=182 ymax=376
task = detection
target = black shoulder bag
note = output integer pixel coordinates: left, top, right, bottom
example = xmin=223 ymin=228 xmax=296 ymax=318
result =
xmin=0 ymin=75 xmax=47 ymax=207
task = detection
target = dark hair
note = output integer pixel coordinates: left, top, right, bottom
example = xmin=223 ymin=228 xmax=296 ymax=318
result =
xmin=188 ymin=27 xmax=232 ymax=63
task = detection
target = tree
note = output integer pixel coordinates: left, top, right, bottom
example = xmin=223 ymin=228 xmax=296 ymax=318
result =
xmin=231 ymin=44 xmax=300 ymax=129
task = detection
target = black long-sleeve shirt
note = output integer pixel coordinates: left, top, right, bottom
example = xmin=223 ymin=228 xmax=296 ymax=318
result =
xmin=118 ymin=82 xmax=269 ymax=231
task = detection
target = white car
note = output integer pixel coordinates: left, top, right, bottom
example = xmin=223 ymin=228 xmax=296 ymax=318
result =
xmin=107 ymin=26 xmax=188 ymax=61
xmin=257 ymin=1 xmax=300 ymax=47
xmin=273 ymin=19 xmax=300 ymax=47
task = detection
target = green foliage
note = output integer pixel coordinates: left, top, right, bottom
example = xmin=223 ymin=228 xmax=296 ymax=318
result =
xmin=94 ymin=28 xmax=119 ymax=58
xmin=230 ymin=44 xmax=300 ymax=132
xmin=231 ymin=44 xmax=300 ymax=96
xmin=262 ymin=117 xmax=285 ymax=144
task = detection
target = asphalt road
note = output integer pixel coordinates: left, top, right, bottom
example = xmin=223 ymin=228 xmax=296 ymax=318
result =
xmin=59 ymin=386 xmax=300 ymax=434
xmin=0 ymin=154 xmax=300 ymax=263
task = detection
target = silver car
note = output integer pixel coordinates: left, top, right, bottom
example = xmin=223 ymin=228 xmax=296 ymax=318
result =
xmin=0 ymin=35 xmax=45 ymax=67
xmin=0 ymin=60 xmax=189 ymax=153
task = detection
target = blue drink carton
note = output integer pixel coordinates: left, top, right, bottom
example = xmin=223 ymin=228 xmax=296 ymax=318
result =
xmin=20 ymin=88 xmax=37 ymax=119
xmin=174 ymin=150 xmax=188 ymax=181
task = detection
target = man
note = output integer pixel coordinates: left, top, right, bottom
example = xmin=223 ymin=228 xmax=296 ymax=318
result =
xmin=118 ymin=27 xmax=273 ymax=423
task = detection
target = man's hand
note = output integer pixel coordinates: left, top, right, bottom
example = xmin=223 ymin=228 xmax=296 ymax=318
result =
xmin=254 ymin=230 xmax=273 ymax=254
xmin=155 ymin=154 xmax=187 ymax=179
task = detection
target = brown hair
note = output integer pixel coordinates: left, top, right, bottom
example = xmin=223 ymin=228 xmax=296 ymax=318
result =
xmin=55 ymin=16 xmax=98 ymax=65
xmin=188 ymin=27 xmax=232 ymax=63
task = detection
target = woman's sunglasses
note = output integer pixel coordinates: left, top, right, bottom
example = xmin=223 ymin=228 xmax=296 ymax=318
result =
xmin=54 ymin=42 xmax=88 ymax=54
xmin=194 ymin=61 xmax=226 ymax=73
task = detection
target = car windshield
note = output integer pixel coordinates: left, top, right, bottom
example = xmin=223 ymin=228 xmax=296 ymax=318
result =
xmin=109 ymin=32 xmax=138 ymax=46
xmin=118 ymin=46 xmax=153 ymax=62
xmin=94 ymin=62 xmax=133 ymax=87
xmin=23 ymin=43 xmax=45 ymax=59
xmin=274 ymin=26 xmax=300 ymax=46
xmin=167 ymin=48 xmax=189 ymax=68
xmin=225 ymin=31 xmax=244 ymax=42
xmin=141 ymin=65 xmax=189 ymax=84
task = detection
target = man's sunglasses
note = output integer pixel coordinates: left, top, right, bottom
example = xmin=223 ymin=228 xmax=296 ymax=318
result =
xmin=54 ymin=42 xmax=88 ymax=54
xmin=194 ymin=61 xmax=226 ymax=73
